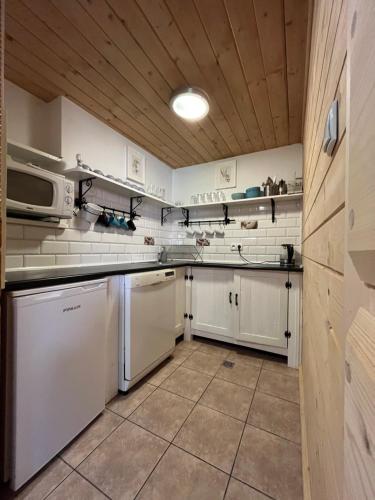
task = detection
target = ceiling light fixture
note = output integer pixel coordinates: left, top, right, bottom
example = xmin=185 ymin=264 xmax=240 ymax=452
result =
xmin=170 ymin=87 xmax=209 ymax=122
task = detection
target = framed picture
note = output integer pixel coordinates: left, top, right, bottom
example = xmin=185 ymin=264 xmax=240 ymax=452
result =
xmin=215 ymin=159 xmax=237 ymax=189
xmin=127 ymin=146 xmax=146 ymax=185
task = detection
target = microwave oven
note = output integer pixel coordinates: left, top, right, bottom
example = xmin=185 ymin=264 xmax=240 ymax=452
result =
xmin=7 ymin=156 xmax=74 ymax=219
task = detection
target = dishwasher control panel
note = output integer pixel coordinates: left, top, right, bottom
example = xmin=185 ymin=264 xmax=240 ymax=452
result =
xmin=125 ymin=269 xmax=176 ymax=289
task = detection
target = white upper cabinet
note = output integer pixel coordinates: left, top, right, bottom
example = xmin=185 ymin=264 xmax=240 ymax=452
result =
xmin=234 ymin=271 xmax=288 ymax=348
xmin=191 ymin=267 xmax=234 ymax=337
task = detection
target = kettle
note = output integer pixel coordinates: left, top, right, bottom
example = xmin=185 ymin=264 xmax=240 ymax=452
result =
xmin=280 ymin=244 xmax=294 ymax=265
xmin=158 ymin=246 xmax=168 ymax=264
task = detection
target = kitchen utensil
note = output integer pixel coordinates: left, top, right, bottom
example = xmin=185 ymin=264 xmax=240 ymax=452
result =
xmin=245 ymin=186 xmax=261 ymax=198
xmin=97 ymin=210 xmax=111 ymax=227
xmin=127 ymin=218 xmax=136 ymax=231
xmin=81 ymin=203 xmax=102 ymax=225
xmin=280 ymin=243 xmax=295 ymax=265
xmin=117 ymin=216 xmax=129 ymax=230
xmin=231 ymin=192 xmax=245 ymax=200
xmin=109 ymin=213 xmax=121 ymax=227
xmin=279 ymin=179 xmax=287 ymax=195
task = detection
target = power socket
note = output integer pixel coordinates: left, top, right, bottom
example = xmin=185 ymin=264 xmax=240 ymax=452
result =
xmin=231 ymin=244 xmax=242 ymax=252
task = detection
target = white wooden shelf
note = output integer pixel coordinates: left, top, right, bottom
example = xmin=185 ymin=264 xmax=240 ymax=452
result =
xmin=7 ymin=217 xmax=69 ymax=229
xmin=181 ymin=192 xmax=303 ymax=209
xmin=64 ymin=167 xmax=175 ymax=208
xmin=7 ymin=140 xmax=62 ymax=168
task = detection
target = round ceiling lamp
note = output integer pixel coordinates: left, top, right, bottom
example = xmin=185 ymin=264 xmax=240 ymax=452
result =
xmin=170 ymin=87 xmax=209 ymax=122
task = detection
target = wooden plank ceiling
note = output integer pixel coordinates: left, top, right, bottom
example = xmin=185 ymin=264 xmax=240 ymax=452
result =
xmin=4 ymin=0 xmax=308 ymax=168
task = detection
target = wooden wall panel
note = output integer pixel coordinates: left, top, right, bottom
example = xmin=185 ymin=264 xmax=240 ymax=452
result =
xmin=301 ymin=0 xmax=347 ymax=498
xmin=344 ymin=1 xmax=375 ymax=497
xmin=344 ymin=308 xmax=375 ymax=500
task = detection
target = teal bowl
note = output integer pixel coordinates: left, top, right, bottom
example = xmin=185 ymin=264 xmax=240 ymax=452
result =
xmin=231 ymin=192 xmax=246 ymax=200
xmin=245 ymin=186 xmax=261 ymax=198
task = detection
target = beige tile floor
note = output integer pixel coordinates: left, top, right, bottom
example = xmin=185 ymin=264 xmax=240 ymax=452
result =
xmin=4 ymin=338 xmax=303 ymax=500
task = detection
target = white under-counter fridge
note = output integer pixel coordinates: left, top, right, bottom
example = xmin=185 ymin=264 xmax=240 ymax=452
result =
xmin=7 ymin=278 xmax=107 ymax=491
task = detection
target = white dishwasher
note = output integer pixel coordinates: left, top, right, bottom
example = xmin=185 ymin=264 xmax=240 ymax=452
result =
xmin=119 ymin=269 xmax=176 ymax=392
xmin=8 ymin=279 xmax=107 ymax=491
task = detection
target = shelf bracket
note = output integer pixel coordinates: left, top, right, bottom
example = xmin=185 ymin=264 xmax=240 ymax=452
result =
xmin=75 ymin=177 xmax=95 ymax=208
xmin=181 ymin=207 xmax=190 ymax=226
xmin=130 ymin=196 xmax=144 ymax=219
xmin=223 ymin=204 xmax=230 ymax=225
xmin=271 ymin=198 xmax=276 ymax=223
xmin=161 ymin=206 xmax=189 ymax=226
xmin=161 ymin=207 xmax=173 ymax=226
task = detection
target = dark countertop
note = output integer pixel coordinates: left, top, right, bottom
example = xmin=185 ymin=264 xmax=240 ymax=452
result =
xmin=5 ymin=260 xmax=303 ymax=291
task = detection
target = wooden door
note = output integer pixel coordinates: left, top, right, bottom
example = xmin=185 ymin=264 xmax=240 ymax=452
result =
xmin=191 ymin=267 xmax=234 ymax=337
xmin=234 ymin=271 xmax=288 ymax=348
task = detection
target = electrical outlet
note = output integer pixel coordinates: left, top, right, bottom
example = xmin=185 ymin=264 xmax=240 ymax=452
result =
xmin=231 ymin=244 xmax=242 ymax=252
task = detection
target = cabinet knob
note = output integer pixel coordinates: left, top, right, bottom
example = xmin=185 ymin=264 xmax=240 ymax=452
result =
xmin=235 ymin=293 xmax=239 ymax=306
xmin=229 ymin=292 xmax=232 ymax=304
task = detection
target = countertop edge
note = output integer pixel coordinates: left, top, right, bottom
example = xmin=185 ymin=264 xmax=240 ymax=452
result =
xmin=5 ymin=261 xmax=303 ymax=292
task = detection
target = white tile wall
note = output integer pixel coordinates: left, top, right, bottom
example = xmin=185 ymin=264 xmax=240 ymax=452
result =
xmin=6 ymin=185 xmax=174 ymax=270
xmin=173 ymin=199 xmax=302 ymax=264
xmin=6 ymin=186 xmax=302 ymax=270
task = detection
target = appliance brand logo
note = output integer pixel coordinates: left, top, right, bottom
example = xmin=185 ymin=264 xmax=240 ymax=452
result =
xmin=63 ymin=305 xmax=81 ymax=313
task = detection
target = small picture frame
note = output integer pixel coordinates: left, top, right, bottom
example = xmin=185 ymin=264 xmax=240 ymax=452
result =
xmin=215 ymin=159 xmax=237 ymax=189
xmin=127 ymin=146 xmax=145 ymax=185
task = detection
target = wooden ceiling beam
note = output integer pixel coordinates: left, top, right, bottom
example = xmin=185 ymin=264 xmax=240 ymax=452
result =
xmin=253 ymin=0 xmax=290 ymax=147
xmin=164 ymin=0 xmax=246 ymax=155
xmin=224 ymin=0 xmax=277 ymax=150
xmin=194 ymin=0 xmax=265 ymax=151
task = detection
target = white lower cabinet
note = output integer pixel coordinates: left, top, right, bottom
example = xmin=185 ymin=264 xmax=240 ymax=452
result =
xmin=234 ymin=271 xmax=288 ymax=348
xmin=190 ymin=267 xmax=234 ymax=338
xmin=189 ymin=267 xmax=301 ymax=367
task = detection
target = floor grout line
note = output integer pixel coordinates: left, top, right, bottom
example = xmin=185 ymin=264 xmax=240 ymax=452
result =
xmin=71 ymin=469 xmax=112 ymax=499
xmin=42 ymin=468 xmax=75 ymax=500
xmin=229 ymin=476 xmax=276 ymax=500
xmin=222 ymin=361 xmax=263 ymax=499
xmin=244 ymin=422 xmax=302 ymax=447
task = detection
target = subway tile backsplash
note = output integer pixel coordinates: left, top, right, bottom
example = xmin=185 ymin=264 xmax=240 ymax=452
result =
xmin=6 ymin=187 xmax=302 ymax=270
xmin=174 ymin=199 xmax=302 ymax=265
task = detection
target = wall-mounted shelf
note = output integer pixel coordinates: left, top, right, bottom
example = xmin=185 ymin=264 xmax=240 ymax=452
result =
xmin=7 ymin=139 xmax=62 ymax=168
xmin=64 ymin=167 xmax=175 ymax=208
xmin=181 ymin=192 xmax=303 ymax=209
xmin=7 ymin=217 xmax=69 ymax=229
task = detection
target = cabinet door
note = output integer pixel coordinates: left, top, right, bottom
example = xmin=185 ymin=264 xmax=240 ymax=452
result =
xmin=234 ymin=271 xmax=288 ymax=348
xmin=174 ymin=267 xmax=186 ymax=337
xmin=191 ymin=268 xmax=234 ymax=337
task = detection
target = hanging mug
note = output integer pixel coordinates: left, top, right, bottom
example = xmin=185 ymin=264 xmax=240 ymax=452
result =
xmin=127 ymin=218 xmax=136 ymax=231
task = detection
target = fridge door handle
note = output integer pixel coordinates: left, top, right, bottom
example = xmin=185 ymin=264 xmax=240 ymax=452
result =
xmin=80 ymin=282 xmax=107 ymax=292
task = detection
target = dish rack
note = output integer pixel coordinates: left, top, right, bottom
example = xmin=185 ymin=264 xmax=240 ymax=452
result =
xmin=164 ymin=245 xmax=203 ymax=262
